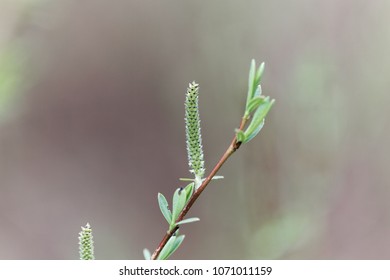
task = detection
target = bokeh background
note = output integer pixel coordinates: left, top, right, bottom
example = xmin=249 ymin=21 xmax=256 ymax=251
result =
xmin=1 ymin=0 xmax=389 ymax=259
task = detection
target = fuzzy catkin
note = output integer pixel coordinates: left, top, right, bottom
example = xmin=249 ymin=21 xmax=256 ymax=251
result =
xmin=79 ymin=223 xmax=95 ymax=260
xmin=185 ymin=81 xmax=205 ymax=183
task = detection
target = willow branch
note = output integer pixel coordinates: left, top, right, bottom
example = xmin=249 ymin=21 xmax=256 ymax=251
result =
xmin=151 ymin=117 xmax=248 ymax=260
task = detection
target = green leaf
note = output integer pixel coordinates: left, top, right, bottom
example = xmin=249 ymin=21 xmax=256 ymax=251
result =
xmin=184 ymin=182 xmax=195 ymax=204
xmin=246 ymin=59 xmax=256 ymax=109
xmin=253 ymin=84 xmax=262 ymax=98
xmin=172 ymin=188 xmax=187 ymax=223
xmin=169 ymin=235 xmax=185 ymax=257
xmin=235 ymin=129 xmax=246 ymax=143
xmin=243 ymin=98 xmax=275 ymax=143
xmin=143 ymin=248 xmax=151 ymax=260
xmin=254 ymin=62 xmax=265 ymax=87
xmin=157 ymin=235 xmax=185 ymax=260
xmin=245 ymin=96 xmax=265 ymax=116
xmin=176 ymin=217 xmax=200 ymax=226
xmin=244 ymin=119 xmax=264 ymax=143
xmin=157 ymin=235 xmax=176 ymax=260
xmin=158 ymin=193 xmax=172 ymax=224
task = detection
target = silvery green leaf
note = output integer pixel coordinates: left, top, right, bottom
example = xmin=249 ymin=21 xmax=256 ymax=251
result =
xmin=184 ymin=182 xmax=195 ymax=204
xmin=253 ymin=84 xmax=262 ymax=98
xmin=164 ymin=235 xmax=185 ymax=260
xmin=211 ymin=175 xmax=224 ymax=180
xmin=157 ymin=235 xmax=185 ymax=260
xmin=245 ymin=96 xmax=265 ymax=116
xmin=176 ymin=217 xmax=200 ymax=226
xmin=172 ymin=188 xmax=187 ymax=223
xmin=157 ymin=235 xmax=177 ymax=260
xmin=244 ymin=119 xmax=264 ymax=143
xmin=246 ymin=59 xmax=256 ymax=108
xmin=158 ymin=193 xmax=172 ymax=225
xmin=254 ymin=62 xmax=265 ymax=86
xmin=169 ymin=234 xmax=185 ymax=257
xmin=244 ymin=98 xmax=275 ymax=143
xmin=143 ymin=248 xmax=151 ymax=260
xmin=235 ymin=129 xmax=246 ymax=143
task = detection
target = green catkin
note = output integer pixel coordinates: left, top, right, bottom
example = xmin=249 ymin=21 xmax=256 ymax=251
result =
xmin=185 ymin=81 xmax=205 ymax=188
xmin=79 ymin=223 xmax=95 ymax=260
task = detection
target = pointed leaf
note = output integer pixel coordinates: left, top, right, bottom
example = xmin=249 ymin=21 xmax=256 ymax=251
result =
xmin=169 ymin=234 xmax=185 ymax=258
xmin=158 ymin=235 xmax=185 ymax=260
xmin=184 ymin=182 xmax=195 ymax=204
xmin=245 ymin=96 xmax=265 ymax=116
xmin=244 ymin=98 xmax=275 ymax=143
xmin=158 ymin=193 xmax=172 ymax=224
xmin=244 ymin=119 xmax=264 ymax=143
xmin=157 ymin=235 xmax=177 ymax=260
xmin=143 ymin=248 xmax=151 ymax=260
xmin=172 ymin=188 xmax=187 ymax=223
xmin=254 ymin=62 xmax=265 ymax=86
xmin=211 ymin=175 xmax=224 ymax=180
xmin=253 ymin=84 xmax=262 ymax=98
xmin=246 ymin=59 xmax=256 ymax=108
xmin=176 ymin=217 xmax=200 ymax=226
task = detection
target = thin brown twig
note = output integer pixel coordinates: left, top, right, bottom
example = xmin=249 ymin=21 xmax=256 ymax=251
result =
xmin=150 ymin=117 xmax=248 ymax=260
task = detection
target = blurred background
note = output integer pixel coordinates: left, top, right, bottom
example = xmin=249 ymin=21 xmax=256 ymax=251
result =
xmin=1 ymin=0 xmax=389 ymax=259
